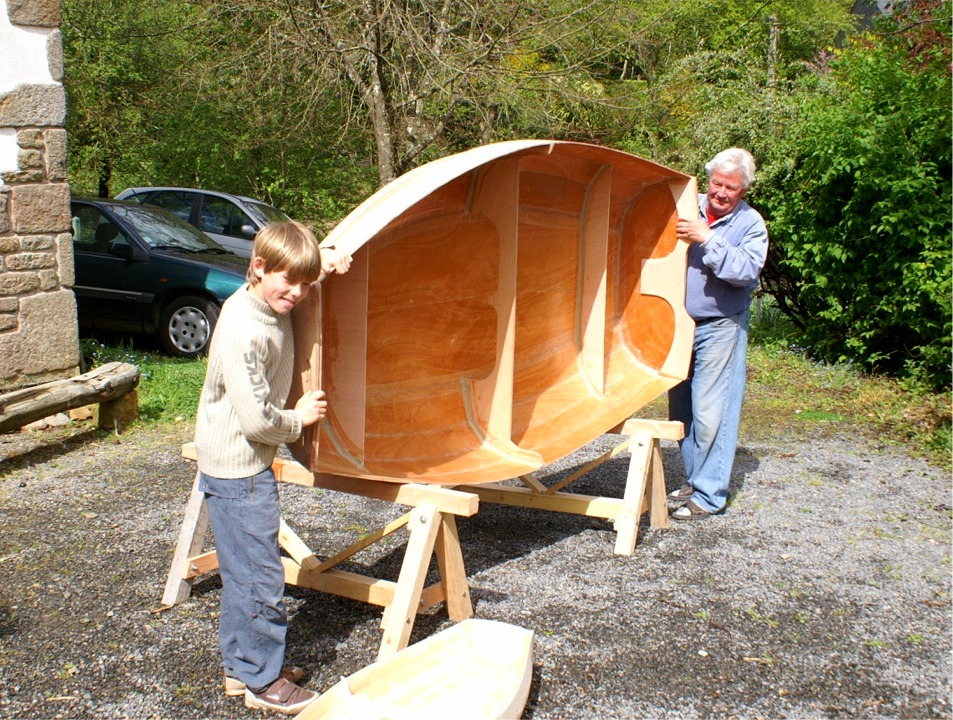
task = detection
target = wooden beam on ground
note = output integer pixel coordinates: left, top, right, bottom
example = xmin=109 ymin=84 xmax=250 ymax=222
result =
xmin=0 ymin=361 xmax=140 ymax=433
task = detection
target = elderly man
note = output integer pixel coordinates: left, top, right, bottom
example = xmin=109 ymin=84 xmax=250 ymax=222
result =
xmin=668 ymin=148 xmax=769 ymax=520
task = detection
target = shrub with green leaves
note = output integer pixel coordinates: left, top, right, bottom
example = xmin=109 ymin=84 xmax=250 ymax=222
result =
xmin=759 ymin=0 xmax=952 ymax=391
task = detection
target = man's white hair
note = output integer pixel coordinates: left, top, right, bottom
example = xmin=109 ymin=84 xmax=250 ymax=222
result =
xmin=705 ymin=148 xmax=757 ymax=189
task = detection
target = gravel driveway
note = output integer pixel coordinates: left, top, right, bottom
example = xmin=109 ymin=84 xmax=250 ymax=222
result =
xmin=0 ymin=417 xmax=949 ymax=719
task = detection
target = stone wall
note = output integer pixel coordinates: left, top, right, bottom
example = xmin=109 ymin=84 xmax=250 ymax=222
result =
xmin=0 ymin=0 xmax=79 ymax=391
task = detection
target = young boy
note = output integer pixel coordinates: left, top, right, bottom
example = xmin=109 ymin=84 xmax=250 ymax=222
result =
xmin=193 ymin=220 xmax=350 ymax=715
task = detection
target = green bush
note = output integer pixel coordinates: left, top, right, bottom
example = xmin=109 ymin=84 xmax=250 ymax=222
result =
xmin=759 ymin=1 xmax=952 ymax=391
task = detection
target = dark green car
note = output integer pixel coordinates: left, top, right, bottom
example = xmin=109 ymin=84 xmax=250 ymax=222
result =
xmin=70 ymin=198 xmax=249 ymax=358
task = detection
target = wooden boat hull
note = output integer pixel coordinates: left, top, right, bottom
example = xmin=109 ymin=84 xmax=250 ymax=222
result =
xmin=297 ymin=618 xmax=534 ymax=720
xmin=290 ymin=140 xmax=696 ymax=484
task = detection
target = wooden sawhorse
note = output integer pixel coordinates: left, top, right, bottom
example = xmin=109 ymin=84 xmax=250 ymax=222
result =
xmin=459 ymin=419 xmax=683 ymax=555
xmin=162 ymin=443 xmax=479 ymax=660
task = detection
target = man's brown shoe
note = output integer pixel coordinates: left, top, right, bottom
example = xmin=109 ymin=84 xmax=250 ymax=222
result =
xmin=244 ymin=677 xmax=316 ymax=715
xmin=671 ymin=499 xmax=719 ymax=521
xmin=668 ymin=484 xmax=694 ymax=503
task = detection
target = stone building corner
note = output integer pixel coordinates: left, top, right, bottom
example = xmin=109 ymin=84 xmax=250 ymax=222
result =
xmin=0 ymin=0 xmax=79 ymax=392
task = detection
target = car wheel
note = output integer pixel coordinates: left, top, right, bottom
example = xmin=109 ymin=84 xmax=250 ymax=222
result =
xmin=159 ymin=296 xmax=220 ymax=358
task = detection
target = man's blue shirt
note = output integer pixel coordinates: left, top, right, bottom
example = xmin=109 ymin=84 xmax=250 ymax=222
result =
xmin=684 ymin=194 xmax=769 ymax=320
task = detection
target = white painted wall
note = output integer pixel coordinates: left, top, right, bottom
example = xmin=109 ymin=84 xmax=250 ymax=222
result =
xmin=0 ymin=0 xmax=56 ymax=180
xmin=0 ymin=127 xmax=16 ymax=175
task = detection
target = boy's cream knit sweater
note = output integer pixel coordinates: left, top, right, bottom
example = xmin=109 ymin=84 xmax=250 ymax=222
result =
xmin=194 ymin=285 xmax=303 ymax=479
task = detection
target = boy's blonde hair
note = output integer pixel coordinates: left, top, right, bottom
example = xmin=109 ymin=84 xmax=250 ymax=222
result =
xmin=247 ymin=220 xmax=322 ymax=285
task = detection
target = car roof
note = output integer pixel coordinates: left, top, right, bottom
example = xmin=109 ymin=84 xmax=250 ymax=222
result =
xmin=73 ymin=196 xmax=149 ymax=208
xmin=117 ymin=187 xmax=270 ymax=205
xmin=70 ymin=195 xmax=214 ymax=232
xmin=71 ymin=196 xmax=207 ymax=229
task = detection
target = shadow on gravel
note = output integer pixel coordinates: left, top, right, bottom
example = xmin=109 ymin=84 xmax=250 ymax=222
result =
xmin=265 ymin=443 xmax=766 ymax=593
xmin=447 ymin=444 xmax=763 ymax=578
xmin=0 ymin=598 xmax=16 ymax=638
xmin=0 ymin=427 xmax=103 ymax=477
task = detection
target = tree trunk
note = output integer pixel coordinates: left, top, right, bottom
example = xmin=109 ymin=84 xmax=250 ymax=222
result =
xmin=369 ymin=78 xmax=396 ymax=186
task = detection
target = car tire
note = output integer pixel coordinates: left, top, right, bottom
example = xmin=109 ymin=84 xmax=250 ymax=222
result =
xmin=159 ymin=296 xmax=220 ymax=358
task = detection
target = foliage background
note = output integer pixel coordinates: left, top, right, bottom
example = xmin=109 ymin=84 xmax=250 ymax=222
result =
xmin=60 ymin=0 xmax=951 ymax=390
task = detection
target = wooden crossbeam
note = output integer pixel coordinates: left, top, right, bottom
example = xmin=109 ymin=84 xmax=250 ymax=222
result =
xmin=180 ymin=443 xmax=479 ymax=517
xmin=543 ymin=438 xmax=633 ymax=495
xmin=458 ymin=418 xmax=683 ymax=555
xmin=310 ymin=512 xmax=412 ymax=575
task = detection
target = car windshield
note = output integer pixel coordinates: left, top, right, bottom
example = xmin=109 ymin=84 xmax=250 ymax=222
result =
xmin=242 ymin=199 xmax=291 ymax=226
xmin=112 ymin=203 xmax=228 ymax=252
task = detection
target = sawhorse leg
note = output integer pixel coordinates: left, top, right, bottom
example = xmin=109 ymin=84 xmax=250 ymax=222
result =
xmin=434 ymin=514 xmax=472 ymax=622
xmin=377 ymin=506 xmax=474 ymax=660
xmin=161 ymin=470 xmax=209 ymax=607
xmin=378 ymin=504 xmax=441 ymax=659
xmin=612 ymin=430 xmax=669 ymax=555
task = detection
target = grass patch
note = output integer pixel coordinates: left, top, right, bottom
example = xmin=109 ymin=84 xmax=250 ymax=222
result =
xmin=745 ymin=300 xmax=951 ymax=467
xmin=80 ymin=338 xmax=206 ymax=424
xmin=744 ymin=343 xmax=951 ymax=470
xmin=795 ymin=410 xmax=849 ymax=423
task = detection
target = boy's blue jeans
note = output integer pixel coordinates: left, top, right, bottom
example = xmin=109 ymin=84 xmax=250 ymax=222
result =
xmin=200 ymin=469 xmax=286 ymax=690
xmin=667 ymin=310 xmax=749 ymax=514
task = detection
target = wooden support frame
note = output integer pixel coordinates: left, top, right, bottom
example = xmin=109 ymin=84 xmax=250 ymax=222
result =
xmin=163 ymin=444 xmax=479 ymax=660
xmin=458 ymin=418 xmax=683 ymax=556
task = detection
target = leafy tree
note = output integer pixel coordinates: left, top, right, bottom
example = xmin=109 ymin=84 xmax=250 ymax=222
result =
xmin=62 ymin=0 xmax=377 ymax=227
xmin=758 ymin=0 xmax=952 ymax=389
xmin=195 ymin=0 xmax=642 ymax=187
xmin=61 ymin=0 xmax=200 ymax=196
xmin=611 ymin=0 xmax=857 ymax=170
xmin=62 ymin=0 xmax=857 ymax=212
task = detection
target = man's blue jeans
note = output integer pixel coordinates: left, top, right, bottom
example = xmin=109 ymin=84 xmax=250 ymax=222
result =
xmin=668 ymin=310 xmax=749 ymax=513
xmin=200 ymin=469 xmax=286 ymax=690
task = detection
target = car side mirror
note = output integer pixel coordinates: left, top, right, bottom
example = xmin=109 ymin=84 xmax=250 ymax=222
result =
xmin=240 ymin=224 xmax=257 ymax=238
xmin=108 ymin=241 xmax=141 ymax=261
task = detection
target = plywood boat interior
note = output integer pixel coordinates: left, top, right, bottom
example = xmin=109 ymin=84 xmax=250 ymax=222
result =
xmin=289 ymin=140 xmax=697 ymax=485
